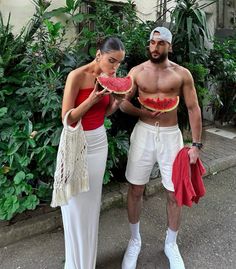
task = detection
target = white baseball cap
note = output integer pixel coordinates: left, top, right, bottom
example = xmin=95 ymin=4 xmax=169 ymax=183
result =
xmin=149 ymin=26 xmax=172 ymax=44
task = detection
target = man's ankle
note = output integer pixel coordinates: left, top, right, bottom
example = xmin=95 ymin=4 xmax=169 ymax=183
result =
xmin=165 ymin=227 xmax=178 ymax=244
xmin=130 ymin=221 xmax=141 ymax=241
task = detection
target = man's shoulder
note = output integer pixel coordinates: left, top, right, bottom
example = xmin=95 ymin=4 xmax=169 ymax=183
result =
xmin=129 ymin=61 xmax=148 ymax=75
xmin=170 ymin=61 xmax=192 ymax=76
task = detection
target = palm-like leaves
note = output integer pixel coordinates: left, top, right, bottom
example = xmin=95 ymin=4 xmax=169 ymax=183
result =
xmin=170 ymin=0 xmax=215 ymax=63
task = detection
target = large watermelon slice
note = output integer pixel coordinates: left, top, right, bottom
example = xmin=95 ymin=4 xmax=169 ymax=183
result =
xmin=138 ymin=96 xmax=179 ymax=112
xmin=96 ymin=76 xmax=132 ymax=94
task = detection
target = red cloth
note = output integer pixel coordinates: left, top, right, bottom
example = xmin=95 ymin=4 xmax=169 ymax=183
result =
xmin=172 ymin=147 xmax=206 ymax=207
xmin=72 ymin=88 xmax=110 ymax=131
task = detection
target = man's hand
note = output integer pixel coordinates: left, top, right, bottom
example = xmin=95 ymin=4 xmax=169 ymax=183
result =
xmin=140 ymin=106 xmax=163 ymax=119
xmin=188 ymin=146 xmax=200 ymax=164
xmin=112 ymin=93 xmax=126 ymax=102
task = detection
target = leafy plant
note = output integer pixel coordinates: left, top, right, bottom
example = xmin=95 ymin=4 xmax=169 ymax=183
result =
xmin=169 ymin=0 xmax=214 ymax=64
xmin=0 ymin=1 xmax=88 ymax=220
xmin=103 ymin=119 xmax=129 ymax=184
xmin=207 ymin=38 xmax=236 ymax=124
xmin=165 ymin=0 xmax=214 ymax=130
xmin=0 ymin=0 xmax=144 ymax=220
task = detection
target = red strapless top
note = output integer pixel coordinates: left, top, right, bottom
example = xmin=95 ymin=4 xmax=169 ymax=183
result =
xmin=73 ymin=88 xmax=110 ymax=130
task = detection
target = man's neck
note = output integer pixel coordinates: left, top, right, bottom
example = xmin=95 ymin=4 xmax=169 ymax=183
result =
xmin=148 ymin=58 xmax=171 ymax=70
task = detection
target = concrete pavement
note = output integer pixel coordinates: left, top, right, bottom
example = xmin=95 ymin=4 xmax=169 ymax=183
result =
xmin=0 ymin=166 xmax=235 ymax=269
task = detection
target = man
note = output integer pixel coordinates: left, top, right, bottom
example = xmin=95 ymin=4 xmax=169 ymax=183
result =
xmin=120 ymin=27 xmax=202 ymax=269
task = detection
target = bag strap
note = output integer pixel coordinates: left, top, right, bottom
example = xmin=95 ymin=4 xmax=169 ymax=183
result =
xmin=63 ymin=109 xmax=81 ymax=130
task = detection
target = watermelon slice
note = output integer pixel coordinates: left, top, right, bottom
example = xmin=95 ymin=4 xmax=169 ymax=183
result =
xmin=138 ymin=96 xmax=179 ymax=112
xmin=96 ymin=76 xmax=133 ymax=94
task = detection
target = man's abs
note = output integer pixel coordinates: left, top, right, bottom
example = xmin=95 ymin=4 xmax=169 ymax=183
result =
xmin=140 ymin=109 xmax=178 ymax=127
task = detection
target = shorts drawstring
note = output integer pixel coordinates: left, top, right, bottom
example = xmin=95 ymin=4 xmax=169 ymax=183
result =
xmin=155 ymin=121 xmax=160 ymax=142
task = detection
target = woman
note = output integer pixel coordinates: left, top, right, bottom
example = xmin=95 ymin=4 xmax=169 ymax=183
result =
xmin=60 ymin=37 xmax=125 ymax=269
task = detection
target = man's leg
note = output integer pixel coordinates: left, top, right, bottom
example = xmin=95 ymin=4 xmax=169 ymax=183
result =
xmin=166 ymin=190 xmax=182 ymax=231
xmin=164 ymin=191 xmax=185 ymax=269
xmin=127 ymin=184 xmax=145 ymax=224
xmin=122 ymin=183 xmax=145 ymax=269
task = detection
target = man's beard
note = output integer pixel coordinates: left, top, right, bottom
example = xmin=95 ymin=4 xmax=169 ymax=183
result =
xmin=148 ymin=50 xmax=168 ymax=63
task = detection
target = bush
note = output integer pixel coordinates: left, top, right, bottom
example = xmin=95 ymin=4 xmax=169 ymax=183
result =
xmin=207 ymin=38 xmax=236 ymax=124
xmin=168 ymin=0 xmax=213 ymax=130
xmin=0 ymin=0 xmax=141 ymax=220
xmin=169 ymin=0 xmax=213 ymax=64
xmin=0 ymin=3 xmax=84 ymax=219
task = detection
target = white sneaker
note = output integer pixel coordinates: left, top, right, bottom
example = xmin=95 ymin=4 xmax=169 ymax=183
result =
xmin=122 ymin=238 xmax=141 ymax=269
xmin=164 ymin=242 xmax=185 ymax=269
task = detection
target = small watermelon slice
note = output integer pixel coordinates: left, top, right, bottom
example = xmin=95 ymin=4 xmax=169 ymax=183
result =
xmin=96 ymin=76 xmax=133 ymax=94
xmin=138 ymin=96 xmax=179 ymax=112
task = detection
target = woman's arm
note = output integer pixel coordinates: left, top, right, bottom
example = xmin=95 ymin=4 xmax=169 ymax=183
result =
xmin=62 ymin=71 xmax=107 ymax=125
xmin=105 ymin=94 xmax=125 ymax=117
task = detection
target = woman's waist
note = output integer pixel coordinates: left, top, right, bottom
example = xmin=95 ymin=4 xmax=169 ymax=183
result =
xmin=84 ymin=125 xmax=108 ymax=152
xmin=81 ymin=115 xmax=106 ymax=131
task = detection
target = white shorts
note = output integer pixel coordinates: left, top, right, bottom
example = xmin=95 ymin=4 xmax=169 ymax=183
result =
xmin=125 ymin=121 xmax=184 ymax=191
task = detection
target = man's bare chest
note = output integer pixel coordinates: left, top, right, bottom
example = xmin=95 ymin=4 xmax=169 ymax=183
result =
xmin=136 ymin=70 xmax=183 ymax=96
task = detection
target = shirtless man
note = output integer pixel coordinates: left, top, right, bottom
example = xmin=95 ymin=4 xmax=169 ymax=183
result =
xmin=120 ymin=27 xmax=202 ymax=269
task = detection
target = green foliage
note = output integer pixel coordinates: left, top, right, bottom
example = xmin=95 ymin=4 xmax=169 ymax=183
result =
xmin=169 ymin=0 xmax=214 ymax=64
xmin=0 ymin=172 xmax=38 ymax=220
xmin=103 ymin=119 xmax=129 ymax=184
xmin=207 ymin=38 xmax=236 ymax=124
xmin=168 ymin=0 xmax=214 ymax=130
xmin=78 ymin=0 xmax=151 ymax=68
xmin=0 ymin=0 xmax=136 ymax=220
xmin=0 ymin=1 xmax=88 ymax=220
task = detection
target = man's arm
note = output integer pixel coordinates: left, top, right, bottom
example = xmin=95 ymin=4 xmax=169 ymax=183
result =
xmin=105 ymin=94 xmax=124 ymax=117
xmin=182 ymin=67 xmax=202 ymax=163
xmin=119 ymin=66 xmax=160 ymax=118
xmin=119 ymin=67 xmax=140 ymax=115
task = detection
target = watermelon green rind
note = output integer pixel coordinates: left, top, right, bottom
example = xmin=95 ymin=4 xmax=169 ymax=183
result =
xmin=138 ymin=96 xmax=179 ymax=112
xmin=96 ymin=76 xmax=133 ymax=94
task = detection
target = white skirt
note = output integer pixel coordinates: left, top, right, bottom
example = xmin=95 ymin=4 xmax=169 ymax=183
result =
xmin=61 ymin=125 xmax=108 ymax=269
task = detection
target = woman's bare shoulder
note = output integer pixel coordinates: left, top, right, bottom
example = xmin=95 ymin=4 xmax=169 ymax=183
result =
xmin=67 ymin=64 xmax=89 ymax=82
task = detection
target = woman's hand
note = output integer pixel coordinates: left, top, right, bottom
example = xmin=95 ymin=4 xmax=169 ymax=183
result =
xmin=88 ymin=81 xmax=111 ymax=105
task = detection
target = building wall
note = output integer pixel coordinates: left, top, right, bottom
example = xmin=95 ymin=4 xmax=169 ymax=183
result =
xmin=0 ymin=0 xmax=68 ymax=34
xmin=0 ymin=0 xmax=217 ymax=38
xmin=203 ymin=2 xmax=217 ymax=37
xmin=218 ymin=0 xmax=236 ymax=29
xmin=112 ymin=0 xmax=158 ymax=22
xmin=0 ymin=0 xmax=159 ymax=35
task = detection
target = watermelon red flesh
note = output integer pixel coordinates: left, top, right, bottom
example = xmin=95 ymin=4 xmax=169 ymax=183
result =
xmin=97 ymin=76 xmax=132 ymax=94
xmin=138 ymin=96 xmax=179 ymax=112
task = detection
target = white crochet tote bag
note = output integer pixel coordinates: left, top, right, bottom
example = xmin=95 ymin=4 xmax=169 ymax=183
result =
xmin=51 ymin=109 xmax=89 ymax=207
